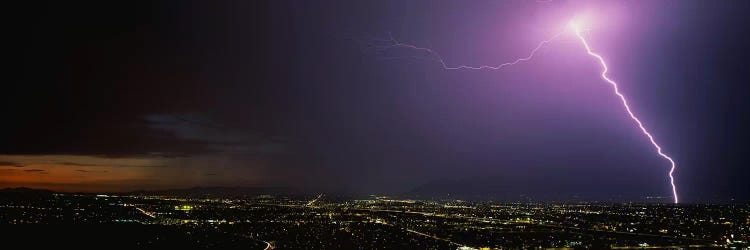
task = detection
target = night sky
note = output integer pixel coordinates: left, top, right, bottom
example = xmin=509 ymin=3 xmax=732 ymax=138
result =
xmin=3 ymin=1 xmax=749 ymax=203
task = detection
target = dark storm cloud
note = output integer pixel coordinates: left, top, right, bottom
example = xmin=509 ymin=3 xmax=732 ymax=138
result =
xmin=144 ymin=114 xmax=288 ymax=155
xmin=0 ymin=161 xmax=24 ymax=167
xmin=57 ymin=162 xmax=90 ymax=166
xmin=57 ymin=162 xmax=166 ymax=168
xmin=114 ymin=164 xmax=168 ymax=169
xmin=3 ymin=1 xmax=281 ymax=158
xmin=75 ymin=169 xmax=109 ymax=173
xmin=23 ymin=169 xmax=47 ymax=173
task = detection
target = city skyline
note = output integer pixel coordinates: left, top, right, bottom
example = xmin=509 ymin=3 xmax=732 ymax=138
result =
xmin=1 ymin=187 xmax=747 ymax=249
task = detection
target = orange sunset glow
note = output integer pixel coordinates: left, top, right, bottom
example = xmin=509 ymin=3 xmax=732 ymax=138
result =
xmin=0 ymin=154 xmax=267 ymax=192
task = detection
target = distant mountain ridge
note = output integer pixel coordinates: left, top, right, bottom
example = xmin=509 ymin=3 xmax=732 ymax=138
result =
xmin=0 ymin=187 xmax=55 ymax=194
xmin=405 ymin=178 xmax=668 ymax=203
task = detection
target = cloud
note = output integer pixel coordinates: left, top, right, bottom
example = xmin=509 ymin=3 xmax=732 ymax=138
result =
xmin=1 ymin=115 xmax=225 ymax=158
xmin=58 ymin=161 xmax=165 ymax=168
xmin=144 ymin=113 xmax=288 ymax=155
xmin=1 ymin=111 xmax=289 ymax=160
xmin=0 ymin=161 xmax=24 ymax=167
xmin=58 ymin=162 xmax=91 ymax=166
xmin=115 ymin=164 xmax=167 ymax=168
xmin=23 ymin=169 xmax=47 ymax=174
xmin=75 ymin=169 xmax=109 ymax=173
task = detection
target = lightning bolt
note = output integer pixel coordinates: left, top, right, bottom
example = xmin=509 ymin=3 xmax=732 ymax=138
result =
xmin=376 ymin=20 xmax=680 ymax=204
xmin=381 ymin=32 xmax=563 ymax=70
xmin=572 ymin=25 xmax=678 ymax=204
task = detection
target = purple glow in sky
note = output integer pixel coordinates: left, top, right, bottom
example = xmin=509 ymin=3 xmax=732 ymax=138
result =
xmin=378 ymin=17 xmax=680 ymax=204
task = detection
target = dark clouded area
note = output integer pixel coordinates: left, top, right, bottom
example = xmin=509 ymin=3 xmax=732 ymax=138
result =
xmin=6 ymin=1 xmax=286 ymax=158
xmin=0 ymin=162 xmax=24 ymax=167
xmin=75 ymin=169 xmax=109 ymax=173
xmin=23 ymin=169 xmax=47 ymax=173
xmin=3 ymin=1 xmax=749 ymax=202
xmin=58 ymin=162 xmax=166 ymax=168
